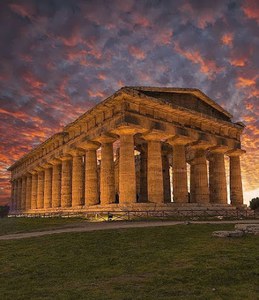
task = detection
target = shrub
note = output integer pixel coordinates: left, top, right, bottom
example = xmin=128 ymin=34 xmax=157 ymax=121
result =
xmin=249 ymin=197 xmax=259 ymax=210
xmin=0 ymin=205 xmax=9 ymax=218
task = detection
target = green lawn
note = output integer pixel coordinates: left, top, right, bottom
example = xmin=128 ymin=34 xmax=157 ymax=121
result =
xmin=0 ymin=223 xmax=258 ymax=300
xmin=0 ymin=217 xmax=86 ymax=236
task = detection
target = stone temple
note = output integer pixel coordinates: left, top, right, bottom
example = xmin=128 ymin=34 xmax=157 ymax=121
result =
xmin=8 ymin=87 xmax=246 ymax=214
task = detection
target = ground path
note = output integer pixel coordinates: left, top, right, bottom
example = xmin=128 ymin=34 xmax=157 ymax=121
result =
xmin=1 ymin=219 xmax=259 ymax=240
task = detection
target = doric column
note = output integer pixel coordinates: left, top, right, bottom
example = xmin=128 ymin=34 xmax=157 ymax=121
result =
xmin=94 ymin=135 xmax=116 ymax=205
xmin=31 ymin=172 xmax=38 ymax=210
xmin=25 ymin=174 xmax=32 ymax=210
xmin=189 ymin=162 xmax=196 ymax=203
xmin=70 ymin=149 xmax=84 ymax=207
xmin=208 ymin=147 xmax=228 ymax=204
xmin=60 ymin=156 xmax=72 ymax=208
xmin=143 ymin=131 xmax=169 ymax=204
xmin=10 ymin=180 xmax=15 ymax=211
xmin=78 ymin=141 xmax=100 ymax=206
xmin=36 ymin=168 xmax=45 ymax=209
xmin=17 ymin=178 xmax=22 ymax=210
xmin=49 ymin=158 xmax=62 ymax=208
xmin=21 ymin=176 xmax=27 ymax=210
xmin=162 ymin=151 xmax=171 ymax=203
xmin=139 ymin=144 xmax=148 ymax=202
xmin=43 ymin=164 xmax=52 ymax=209
xmin=190 ymin=142 xmax=210 ymax=204
xmin=167 ymin=136 xmax=192 ymax=203
xmin=227 ymin=149 xmax=245 ymax=206
xmin=13 ymin=180 xmax=17 ymax=211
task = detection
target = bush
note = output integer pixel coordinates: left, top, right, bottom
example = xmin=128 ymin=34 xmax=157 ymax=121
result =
xmin=249 ymin=197 xmax=259 ymax=210
xmin=0 ymin=205 xmax=9 ymax=218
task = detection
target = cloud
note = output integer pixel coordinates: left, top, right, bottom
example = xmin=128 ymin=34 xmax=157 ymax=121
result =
xmin=0 ymin=0 xmax=258 ymax=205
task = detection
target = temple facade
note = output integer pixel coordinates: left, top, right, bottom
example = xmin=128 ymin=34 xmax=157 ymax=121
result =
xmin=8 ymin=87 xmax=246 ymax=213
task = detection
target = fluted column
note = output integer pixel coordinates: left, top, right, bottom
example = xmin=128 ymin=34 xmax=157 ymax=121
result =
xmin=50 ymin=158 xmax=62 ymax=208
xmin=208 ymin=147 xmax=228 ymax=204
xmin=94 ymin=135 xmax=116 ymax=206
xmin=162 ymin=151 xmax=171 ymax=203
xmin=43 ymin=165 xmax=52 ymax=209
xmin=17 ymin=178 xmax=22 ymax=210
xmin=61 ymin=156 xmax=72 ymax=207
xmin=37 ymin=169 xmax=44 ymax=209
xmin=227 ymin=149 xmax=245 ymax=206
xmin=13 ymin=180 xmax=17 ymax=211
xmin=25 ymin=174 xmax=32 ymax=210
xmin=191 ymin=143 xmax=210 ymax=204
xmin=71 ymin=150 xmax=84 ymax=207
xmin=190 ymin=162 xmax=196 ymax=203
xmin=118 ymin=132 xmax=136 ymax=204
xmin=10 ymin=180 xmax=15 ymax=211
xmin=142 ymin=132 xmax=167 ymax=204
xmin=21 ymin=176 xmax=27 ymax=210
xmin=31 ymin=172 xmax=38 ymax=210
xmin=140 ymin=144 xmax=148 ymax=202
xmin=167 ymin=136 xmax=192 ymax=203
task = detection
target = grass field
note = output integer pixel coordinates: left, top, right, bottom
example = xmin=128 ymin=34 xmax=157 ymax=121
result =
xmin=0 ymin=217 xmax=86 ymax=236
xmin=0 ymin=219 xmax=258 ymax=300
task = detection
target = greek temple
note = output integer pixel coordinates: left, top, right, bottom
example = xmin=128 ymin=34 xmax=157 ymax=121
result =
xmin=8 ymin=87 xmax=246 ymax=214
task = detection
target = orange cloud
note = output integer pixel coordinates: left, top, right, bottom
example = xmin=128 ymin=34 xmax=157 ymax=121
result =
xmin=229 ymin=58 xmax=246 ymax=67
xmin=242 ymin=0 xmax=259 ymax=22
xmin=174 ymin=42 xmax=223 ymax=78
xmin=221 ymin=33 xmax=233 ymax=46
xmin=236 ymin=76 xmax=256 ymax=87
xmin=128 ymin=46 xmax=146 ymax=60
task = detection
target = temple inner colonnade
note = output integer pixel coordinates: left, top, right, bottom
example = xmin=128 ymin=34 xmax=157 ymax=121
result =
xmin=9 ymin=87 xmax=246 ymax=212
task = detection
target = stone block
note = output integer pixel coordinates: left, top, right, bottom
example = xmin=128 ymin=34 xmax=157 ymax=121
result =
xmin=212 ymin=230 xmax=244 ymax=238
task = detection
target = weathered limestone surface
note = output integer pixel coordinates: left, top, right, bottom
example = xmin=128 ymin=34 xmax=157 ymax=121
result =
xmin=212 ymin=230 xmax=244 ymax=238
xmin=51 ymin=163 xmax=61 ymax=208
xmin=21 ymin=176 xmax=27 ymax=210
xmin=119 ymin=133 xmax=136 ymax=204
xmin=44 ymin=166 xmax=52 ymax=209
xmin=25 ymin=175 xmax=32 ymax=210
xmin=100 ymin=142 xmax=115 ymax=205
xmin=192 ymin=147 xmax=210 ymax=204
xmin=37 ymin=171 xmax=44 ymax=209
xmin=209 ymin=149 xmax=227 ymax=204
xmin=31 ymin=173 xmax=37 ymax=209
xmin=139 ymin=146 xmax=148 ymax=202
xmin=162 ymin=152 xmax=171 ymax=203
xmin=228 ymin=150 xmax=244 ymax=206
xmin=71 ymin=153 xmax=84 ymax=207
xmin=8 ymin=87 xmax=246 ymax=213
xmin=61 ymin=157 xmax=72 ymax=207
xmin=172 ymin=145 xmax=188 ymax=203
xmin=147 ymin=140 xmax=164 ymax=203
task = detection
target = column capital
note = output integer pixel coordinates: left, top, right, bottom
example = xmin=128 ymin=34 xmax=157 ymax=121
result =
xmin=65 ymin=146 xmax=85 ymax=157
xmin=93 ymin=133 xmax=117 ymax=144
xmin=34 ymin=165 xmax=45 ymax=172
xmin=226 ymin=149 xmax=246 ymax=157
xmin=59 ymin=154 xmax=72 ymax=161
xmin=40 ymin=161 xmax=53 ymax=169
xmin=142 ymin=129 xmax=172 ymax=141
xmin=111 ymin=125 xmax=146 ymax=136
xmin=208 ymin=145 xmax=229 ymax=154
xmin=48 ymin=157 xmax=62 ymax=165
xmin=167 ymin=134 xmax=195 ymax=146
xmin=76 ymin=139 xmax=100 ymax=150
xmin=189 ymin=140 xmax=216 ymax=150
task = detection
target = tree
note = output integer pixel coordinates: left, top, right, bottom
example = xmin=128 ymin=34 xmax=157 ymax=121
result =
xmin=249 ymin=197 xmax=259 ymax=210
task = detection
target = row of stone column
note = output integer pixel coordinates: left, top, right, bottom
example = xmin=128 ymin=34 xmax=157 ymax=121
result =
xmin=10 ymin=133 xmax=244 ymax=211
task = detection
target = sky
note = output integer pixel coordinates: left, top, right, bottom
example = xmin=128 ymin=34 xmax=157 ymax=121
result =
xmin=0 ymin=0 xmax=258 ymax=206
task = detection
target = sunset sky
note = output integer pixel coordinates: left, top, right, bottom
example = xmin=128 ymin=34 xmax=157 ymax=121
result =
xmin=0 ymin=0 xmax=258 ymax=206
